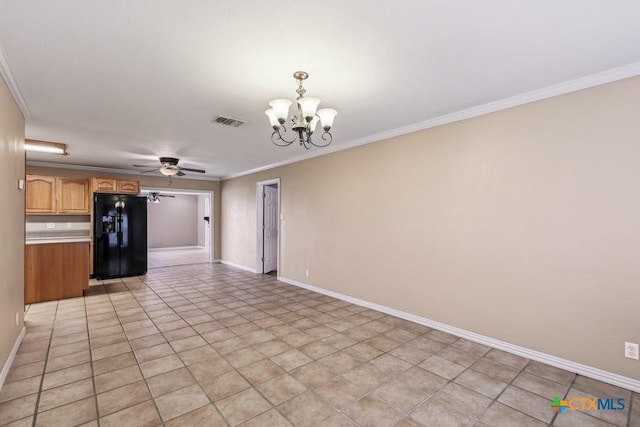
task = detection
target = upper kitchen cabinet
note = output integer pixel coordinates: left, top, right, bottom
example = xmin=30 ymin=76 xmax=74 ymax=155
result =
xmin=26 ymin=175 xmax=90 ymax=214
xmin=91 ymin=177 xmax=139 ymax=194
xmin=26 ymin=175 xmax=56 ymax=213
xmin=117 ymin=180 xmax=139 ymax=194
xmin=57 ymin=178 xmax=90 ymax=213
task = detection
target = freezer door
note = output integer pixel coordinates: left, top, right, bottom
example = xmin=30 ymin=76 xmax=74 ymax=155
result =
xmin=119 ymin=195 xmax=148 ymax=276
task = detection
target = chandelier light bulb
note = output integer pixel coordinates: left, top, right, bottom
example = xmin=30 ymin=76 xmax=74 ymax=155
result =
xmin=316 ymin=108 xmax=337 ymax=131
xmin=268 ymin=99 xmax=292 ymax=123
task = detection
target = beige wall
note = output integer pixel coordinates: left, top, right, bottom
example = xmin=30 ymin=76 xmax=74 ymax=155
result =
xmin=148 ymin=194 xmax=198 ymax=248
xmin=221 ymin=76 xmax=640 ymax=379
xmin=26 ymin=166 xmax=221 ymax=260
xmin=0 ymin=76 xmax=25 ymax=375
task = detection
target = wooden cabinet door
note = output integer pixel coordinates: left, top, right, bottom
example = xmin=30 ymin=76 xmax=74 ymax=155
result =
xmin=92 ymin=178 xmax=117 ymax=193
xmin=26 ymin=175 xmax=56 ymax=213
xmin=117 ymin=180 xmax=139 ymax=194
xmin=57 ymin=178 xmax=90 ymax=214
xmin=25 ymin=245 xmax=39 ymax=304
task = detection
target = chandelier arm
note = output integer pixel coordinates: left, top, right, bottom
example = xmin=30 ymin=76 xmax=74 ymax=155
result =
xmin=308 ymin=131 xmax=333 ymax=148
xmin=271 ymin=128 xmax=295 ymax=146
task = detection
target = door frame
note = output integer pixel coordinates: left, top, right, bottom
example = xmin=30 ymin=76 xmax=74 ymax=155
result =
xmin=256 ymin=178 xmax=281 ymax=274
xmin=141 ymin=187 xmax=214 ymax=263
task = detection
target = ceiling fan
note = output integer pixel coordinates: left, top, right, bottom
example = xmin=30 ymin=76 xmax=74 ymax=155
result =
xmin=132 ymin=157 xmax=206 ymax=176
xmin=147 ymin=191 xmax=175 ymax=203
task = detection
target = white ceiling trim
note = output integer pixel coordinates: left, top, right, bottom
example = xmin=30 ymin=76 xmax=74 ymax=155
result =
xmin=223 ymin=61 xmax=640 ymax=180
xmin=26 ymin=160 xmax=221 ymax=182
xmin=0 ymin=42 xmax=30 ymax=118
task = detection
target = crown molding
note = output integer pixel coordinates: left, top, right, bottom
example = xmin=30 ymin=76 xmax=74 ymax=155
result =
xmin=26 ymin=160 xmax=221 ymax=182
xmin=0 ymin=42 xmax=30 ymax=118
xmin=223 ymin=62 xmax=640 ymax=180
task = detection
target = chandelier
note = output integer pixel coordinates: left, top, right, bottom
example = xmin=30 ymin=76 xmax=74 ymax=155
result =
xmin=265 ymin=71 xmax=338 ymax=149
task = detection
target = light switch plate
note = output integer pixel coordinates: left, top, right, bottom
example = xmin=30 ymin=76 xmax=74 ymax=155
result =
xmin=17 ymin=179 xmax=25 ymax=190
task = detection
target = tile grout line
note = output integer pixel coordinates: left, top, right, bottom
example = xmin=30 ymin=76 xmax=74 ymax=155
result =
xmin=548 ymin=373 xmax=577 ymax=426
xmin=31 ymin=300 xmax=59 ymax=427
xmin=84 ymin=286 xmax=102 ymax=427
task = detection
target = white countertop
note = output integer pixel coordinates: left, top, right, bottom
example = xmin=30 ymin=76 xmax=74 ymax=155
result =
xmin=26 ymin=237 xmax=91 ymax=245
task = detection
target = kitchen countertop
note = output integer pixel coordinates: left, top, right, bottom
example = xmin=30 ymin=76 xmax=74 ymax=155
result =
xmin=26 ymin=237 xmax=91 ymax=245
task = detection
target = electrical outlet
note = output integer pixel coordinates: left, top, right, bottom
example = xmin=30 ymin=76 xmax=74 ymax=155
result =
xmin=625 ymin=342 xmax=639 ymax=360
xmin=67 ymin=222 xmax=73 ymax=229
xmin=305 ymin=269 xmax=310 ymax=278
xmin=46 ymin=223 xmax=55 ymax=229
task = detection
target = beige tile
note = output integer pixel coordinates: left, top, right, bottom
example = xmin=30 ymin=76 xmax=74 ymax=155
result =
xmin=91 ymin=341 xmax=131 ymax=361
xmin=418 ymin=355 xmax=466 ymax=380
xmin=124 ymin=325 xmax=161 ymax=340
xmin=425 ymin=330 xmax=459 ymax=344
xmin=480 ymin=402 xmax=546 ymax=427
xmin=178 ymin=344 xmax=219 ymax=365
xmin=313 ymin=376 xmax=368 ymax=409
xmin=524 ymin=361 xmax=576 ymax=386
xmin=154 ymin=383 xmax=210 ymax=422
xmin=389 ymin=344 xmax=431 ymax=365
xmin=215 ymin=388 xmax=272 ymax=426
xmin=513 ymin=371 xmax=570 ymax=400
xmin=370 ymin=378 xmax=432 ymax=413
xmin=319 ymin=412 xmax=358 ymax=426
xmin=129 ymin=333 xmax=167 ymax=350
xmin=453 ymin=369 xmax=508 ymax=399
xmin=564 ymin=388 xmax=628 ymax=426
xmin=139 ymin=353 xmax=185 ymax=378
xmin=12 ymin=348 xmax=48 ymax=367
xmin=497 ymin=385 xmax=555 ymax=424
xmin=169 ymin=335 xmax=207 ymax=353
xmin=450 ymin=338 xmax=491 ymax=357
xmin=187 ymin=357 xmax=234 ymax=383
xmin=146 ymin=367 xmax=195 ymax=398
xmin=92 ymin=352 xmax=137 ymax=376
xmin=94 ymin=364 xmax=143 ymax=393
xmin=200 ymin=370 xmax=250 ymax=401
xmin=470 ymin=358 xmax=521 ymax=383
xmin=225 ymin=347 xmax=265 ymax=368
xmin=239 ymin=408 xmax=292 ymax=426
xmin=134 ymin=342 xmax=175 ymax=364
xmin=571 ymin=376 xmax=632 ymax=399
xmin=409 ymin=398 xmax=475 ymax=426
xmin=0 ymin=394 xmax=38 ymax=425
xmin=271 ymin=349 xmax=312 ymax=372
xmin=257 ymin=373 xmax=307 ymax=405
xmin=436 ymin=346 xmax=482 ymax=368
xmin=212 ymin=336 xmax=250 ymax=355
xmin=0 ymin=376 xmax=42 ymax=403
xmin=550 ymin=407 xmax=613 ymax=427
xmin=253 ymin=339 xmax=293 ymax=357
xmin=165 ymin=404 xmax=227 ymax=427
xmin=35 ymin=396 xmax=96 ymax=427
xmin=238 ymin=359 xmax=284 ymax=385
xmin=483 ymin=349 xmax=529 ymax=370
xmin=6 ymin=361 xmax=45 ymax=382
xmin=407 ymin=337 xmax=448 ymax=354
xmin=433 ymin=382 xmax=492 ymax=418
xmin=99 ymin=400 xmax=160 ymax=427
xmin=342 ymin=395 xmax=402 ymax=427
xmin=97 ymin=379 xmax=151 ymax=416
xmin=279 ymin=391 xmax=335 ymax=426
xmin=89 ymin=332 xmax=127 ymax=349
xmin=290 ymin=361 xmax=335 ymax=388
xmin=318 ymin=351 xmax=360 ymax=374
xmin=38 ymin=378 xmax=94 ymax=412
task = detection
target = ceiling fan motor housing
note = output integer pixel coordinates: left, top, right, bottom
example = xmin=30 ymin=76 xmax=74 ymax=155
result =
xmin=159 ymin=157 xmax=180 ymax=166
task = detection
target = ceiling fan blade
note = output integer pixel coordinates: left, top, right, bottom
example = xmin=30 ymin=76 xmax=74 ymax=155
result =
xmin=157 ymin=194 xmax=175 ymax=198
xmin=176 ymin=171 xmax=186 ymax=177
xmin=179 ymin=167 xmax=206 ymax=173
xmin=132 ymin=164 xmax=158 ymax=168
xmin=140 ymin=168 xmax=160 ymax=174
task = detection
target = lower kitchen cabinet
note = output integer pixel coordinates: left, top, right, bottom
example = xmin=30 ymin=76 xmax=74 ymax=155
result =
xmin=25 ymin=242 xmax=89 ymax=303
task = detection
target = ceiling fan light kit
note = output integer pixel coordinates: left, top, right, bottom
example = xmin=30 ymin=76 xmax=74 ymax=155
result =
xmin=265 ymin=71 xmax=338 ymax=149
xmin=132 ymin=156 xmax=206 ymax=178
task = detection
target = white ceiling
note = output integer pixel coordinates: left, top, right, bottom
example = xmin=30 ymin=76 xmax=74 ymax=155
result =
xmin=1 ymin=1 xmax=639 ymax=180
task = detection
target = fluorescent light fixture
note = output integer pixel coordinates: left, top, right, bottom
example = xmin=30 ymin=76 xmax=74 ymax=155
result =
xmin=25 ymin=139 xmax=67 ymax=155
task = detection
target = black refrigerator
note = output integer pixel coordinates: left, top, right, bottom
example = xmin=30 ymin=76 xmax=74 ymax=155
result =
xmin=94 ymin=193 xmax=148 ymax=279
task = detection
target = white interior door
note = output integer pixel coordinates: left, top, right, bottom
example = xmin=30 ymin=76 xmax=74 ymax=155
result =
xmin=204 ymin=196 xmax=210 ymax=250
xmin=263 ymin=186 xmax=278 ymax=273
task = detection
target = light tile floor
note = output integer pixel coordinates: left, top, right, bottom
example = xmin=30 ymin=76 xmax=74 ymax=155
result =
xmin=1 ymin=264 xmax=637 ymax=426
xmin=148 ymin=247 xmax=211 ymax=269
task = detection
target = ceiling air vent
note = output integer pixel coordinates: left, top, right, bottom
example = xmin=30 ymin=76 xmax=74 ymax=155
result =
xmin=212 ymin=115 xmax=246 ymax=128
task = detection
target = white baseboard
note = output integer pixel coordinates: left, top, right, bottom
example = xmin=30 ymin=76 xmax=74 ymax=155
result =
xmin=148 ymin=246 xmax=203 ymax=252
xmin=278 ymin=276 xmax=640 ymax=393
xmin=220 ymin=260 xmax=257 ymax=274
xmin=0 ymin=327 xmax=26 ymax=392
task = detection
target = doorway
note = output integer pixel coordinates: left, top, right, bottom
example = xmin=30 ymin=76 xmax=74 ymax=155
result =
xmin=142 ymin=188 xmax=214 ymax=268
xmin=256 ymin=179 xmax=280 ymax=274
